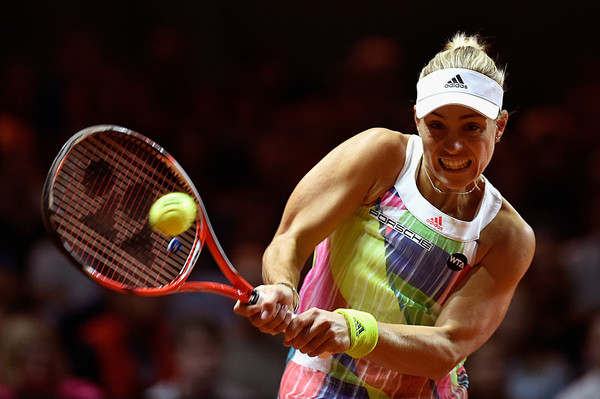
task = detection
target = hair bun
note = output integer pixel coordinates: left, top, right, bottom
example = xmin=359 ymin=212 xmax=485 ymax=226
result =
xmin=419 ymin=31 xmax=505 ymax=89
xmin=444 ymin=32 xmax=488 ymax=52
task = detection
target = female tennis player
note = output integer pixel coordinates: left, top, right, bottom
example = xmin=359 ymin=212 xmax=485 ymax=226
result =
xmin=234 ymin=32 xmax=535 ymax=398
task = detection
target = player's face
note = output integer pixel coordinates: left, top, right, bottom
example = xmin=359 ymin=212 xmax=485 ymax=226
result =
xmin=415 ymin=104 xmax=507 ymax=191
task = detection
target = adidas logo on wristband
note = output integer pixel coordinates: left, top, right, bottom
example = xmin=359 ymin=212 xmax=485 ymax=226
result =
xmin=353 ymin=318 xmax=365 ymax=337
xmin=334 ymin=308 xmax=379 ymax=358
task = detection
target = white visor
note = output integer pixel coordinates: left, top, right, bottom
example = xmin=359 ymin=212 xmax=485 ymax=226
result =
xmin=415 ymin=68 xmax=503 ymax=119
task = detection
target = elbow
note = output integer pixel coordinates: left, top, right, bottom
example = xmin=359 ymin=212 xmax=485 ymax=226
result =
xmin=424 ymin=325 xmax=477 ymax=380
xmin=427 ymin=357 xmax=463 ymax=381
xmin=425 ymin=346 xmax=465 ymax=381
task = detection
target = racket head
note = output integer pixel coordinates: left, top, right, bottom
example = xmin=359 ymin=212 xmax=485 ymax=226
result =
xmin=42 ymin=125 xmax=255 ymax=302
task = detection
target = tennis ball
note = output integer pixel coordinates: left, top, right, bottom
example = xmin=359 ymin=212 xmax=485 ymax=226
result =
xmin=149 ymin=192 xmax=197 ymax=236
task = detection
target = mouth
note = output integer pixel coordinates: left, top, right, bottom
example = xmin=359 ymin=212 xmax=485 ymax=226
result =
xmin=439 ymin=158 xmax=472 ymax=171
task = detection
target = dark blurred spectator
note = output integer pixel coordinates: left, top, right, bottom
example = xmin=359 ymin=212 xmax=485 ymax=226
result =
xmin=75 ymin=294 xmax=174 ymax=399
xmin=144 ymin=315 xmax=252 ymax=399
xmin=0 ymin=57 xmax=38 ymax=120
xmin=504 ymin=350 xmax=571 ymax=399
xmin=0 ymin=251 xmax=25 ymax=320
xmin=501 ymin=236 xmax=573 ymax=398
xmin=561 ymin=190 xmax=600 ymax=321
xmin=465 ymin=335 xmax=510 ymax=399
xmin=561 ymin=56 xmax=600 ymax=155
xmin=555 ymin=310 xmax=600 ymax=399
xmin=25 ymin=238 xmax=104 ymax=324
xmin=0 ymin=313 xmax=104 ymax=399
xmin=0 ymin=113 xmax=44 ymax=255
xmin=330 ymin=35 xmax=413 ymax=135
xmin=507 ymin=105 xmax=581 ymax=237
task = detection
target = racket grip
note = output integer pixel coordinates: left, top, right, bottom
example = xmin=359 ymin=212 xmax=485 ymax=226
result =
xmin=247 ymin=289 xmax=261 ymax=305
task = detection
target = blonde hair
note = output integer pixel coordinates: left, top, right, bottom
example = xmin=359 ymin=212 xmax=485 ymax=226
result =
xmin=419 ymin=32 xmax=506 ymax=89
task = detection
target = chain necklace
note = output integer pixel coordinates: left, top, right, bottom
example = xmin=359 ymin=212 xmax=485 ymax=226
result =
xmin=423 ymin=164 xmax=480 ymax=195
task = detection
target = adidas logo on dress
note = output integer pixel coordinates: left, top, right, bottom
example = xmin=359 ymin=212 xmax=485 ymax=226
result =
xmin=444 ymin=74 xmax=468 ymax=89
xmin=426 ymin=216 xmax=443 ymax=231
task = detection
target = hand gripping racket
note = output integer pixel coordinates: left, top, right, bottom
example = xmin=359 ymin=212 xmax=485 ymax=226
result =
xmin=41 ymin=125 xmax=259 ymax=305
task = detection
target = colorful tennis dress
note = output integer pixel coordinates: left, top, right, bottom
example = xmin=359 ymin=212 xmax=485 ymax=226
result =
xmin=279 ymin=134 xmax=503 ymax=398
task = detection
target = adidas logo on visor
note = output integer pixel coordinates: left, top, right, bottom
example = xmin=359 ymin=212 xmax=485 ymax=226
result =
xmin=415 ymin=68 xmax=504 ymax=119
xmin=445 ymin=74 xmax=467 ymax=89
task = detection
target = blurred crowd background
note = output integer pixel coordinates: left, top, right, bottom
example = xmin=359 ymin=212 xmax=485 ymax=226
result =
xmin=1 ymin=2 xmax=600 ymax=398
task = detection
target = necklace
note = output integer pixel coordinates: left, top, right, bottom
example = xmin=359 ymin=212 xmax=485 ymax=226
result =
xmin=423 ymin=165 xmax=480 ymax=195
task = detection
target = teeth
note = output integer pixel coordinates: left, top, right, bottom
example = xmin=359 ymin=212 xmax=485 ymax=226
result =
xmin=440 ymin=159 xmax=471 ymax=170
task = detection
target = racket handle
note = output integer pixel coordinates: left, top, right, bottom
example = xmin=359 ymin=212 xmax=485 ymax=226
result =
xmin=247 ymin=289 xmax=261 ymax=305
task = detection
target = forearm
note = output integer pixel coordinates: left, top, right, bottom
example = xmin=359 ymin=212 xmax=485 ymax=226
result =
xmin=262 ymin=234 xmax=309 ymax=287
xmin=367 ymin=323 xmax=462 ymax=380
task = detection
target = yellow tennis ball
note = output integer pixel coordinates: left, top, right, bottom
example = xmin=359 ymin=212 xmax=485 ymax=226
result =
xmin=148 ymin=192 xmax=197 ymax=236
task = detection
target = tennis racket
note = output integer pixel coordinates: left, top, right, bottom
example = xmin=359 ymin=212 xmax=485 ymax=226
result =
xmin=41 ymin=124 xmax=259 ymax=305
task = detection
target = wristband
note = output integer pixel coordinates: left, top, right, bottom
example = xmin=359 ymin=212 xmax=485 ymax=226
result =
xmin=334 ymin=309 xmax=379 ymax=358
xmin=277 ymin=282 xmax=300 ymax=312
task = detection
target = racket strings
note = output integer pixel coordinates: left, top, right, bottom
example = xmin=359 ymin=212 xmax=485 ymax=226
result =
xmin=49 ymin=130 xmax=199 ymax=290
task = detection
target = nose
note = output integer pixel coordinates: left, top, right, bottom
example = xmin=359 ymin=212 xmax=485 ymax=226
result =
xmin=443 ymin=130 xmax=464 ymax=153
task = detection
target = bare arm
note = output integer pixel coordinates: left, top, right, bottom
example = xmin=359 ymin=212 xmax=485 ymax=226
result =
xmin=233 ymin=128 xmax=408 ymax=331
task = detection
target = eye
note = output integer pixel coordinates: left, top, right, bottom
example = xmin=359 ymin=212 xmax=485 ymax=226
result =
xmin=464 ymin=123 xmax=484 ymax=133
xmin=427 ymin=121 xmax=444 ymax=131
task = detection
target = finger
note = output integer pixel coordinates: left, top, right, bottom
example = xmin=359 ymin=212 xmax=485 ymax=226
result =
xmin=262 ymin=308 xmax=292 ymax=333
xmin=259 ymin=316 xmax=292 ymax=335
xmin=284 ymin=318 xmax=316 ymax=349
xmin=261 ymin=303 xmax=282 ymax=320
xmin=283 ymin=314 xmax=304 ymax=344
xmin=251 ymin=299 xmax=282 ymax=323
xmin=257 ymin=304 xmax=293 ymax=334
xmin=304 ymin=338 xmax=336 ymax=358
xmin=262 ymin=302 xmax=287 ymax=321
xmin=287 ymin=318 xmax=329 ymax=353
xmin=233 ymin=299 xmax=261 ymax=317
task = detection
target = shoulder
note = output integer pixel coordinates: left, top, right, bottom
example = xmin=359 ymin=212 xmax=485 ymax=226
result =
xmin=344 ymin=127 xmax=411 ymax=152
xmin=334 ymin=128 xmax=412 ymax=203
xmin=491 ymin=199 xmax=535 ymax=249
xmin=476 ymin=198 xmax=535 ymax=279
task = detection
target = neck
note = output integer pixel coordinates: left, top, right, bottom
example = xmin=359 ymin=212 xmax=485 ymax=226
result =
xmin=423 ymin=164 xmax=480 ymax=195
xmin=417 ymin=160 xmax=484 ymax=221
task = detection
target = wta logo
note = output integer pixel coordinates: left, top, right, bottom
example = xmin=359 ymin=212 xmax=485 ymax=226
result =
xmin=447 ymin=253 xmax=468 ymax=271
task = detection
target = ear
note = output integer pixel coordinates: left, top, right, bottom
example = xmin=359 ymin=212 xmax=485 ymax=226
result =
xmin=494 ymin=110 xmax=509 ymax=142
